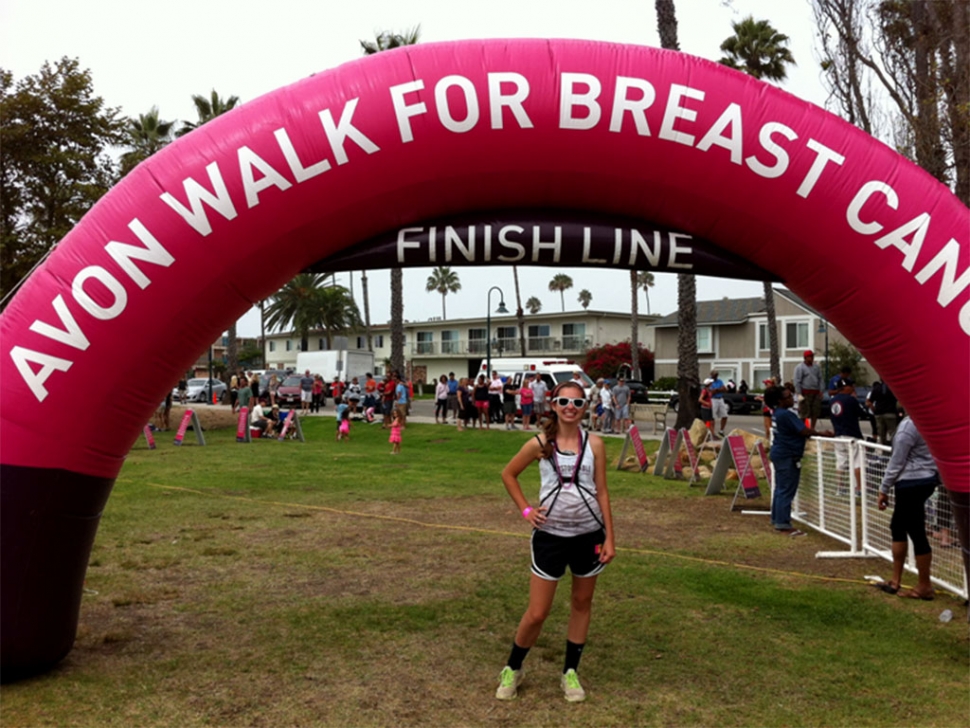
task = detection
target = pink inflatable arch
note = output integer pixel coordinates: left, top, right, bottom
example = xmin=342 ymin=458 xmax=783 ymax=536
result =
xmin=1 ymin=40 xmax=967 ymax=678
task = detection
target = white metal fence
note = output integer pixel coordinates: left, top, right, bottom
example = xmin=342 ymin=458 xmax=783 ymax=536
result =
xmin=793 ymin=437 xmax=967 ymax=599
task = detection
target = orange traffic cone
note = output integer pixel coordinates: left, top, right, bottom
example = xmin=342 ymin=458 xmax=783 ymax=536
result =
xmin=213 ymin=393 xmax=218 ymax=405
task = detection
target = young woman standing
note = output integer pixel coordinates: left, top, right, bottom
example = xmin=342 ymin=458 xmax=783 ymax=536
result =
xmin=496 ymin=381 xmax=616 ymax=702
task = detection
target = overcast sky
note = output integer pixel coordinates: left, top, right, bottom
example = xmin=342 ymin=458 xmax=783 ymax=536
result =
xmin=1 ymin=0 xmax=830 ymax=337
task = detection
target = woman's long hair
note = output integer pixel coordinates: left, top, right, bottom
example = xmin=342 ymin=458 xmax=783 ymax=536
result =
xmin=538 ymin=381 xmax=587 ymax=459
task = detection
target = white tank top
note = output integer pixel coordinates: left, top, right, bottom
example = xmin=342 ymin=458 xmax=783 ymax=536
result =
xmin=536 ymin=432 xmax=603 ymax=537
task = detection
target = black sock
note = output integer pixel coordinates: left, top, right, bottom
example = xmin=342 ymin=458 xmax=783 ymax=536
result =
xmin=507 ymin=642 xmax=530 ymax=671
xmin=564 ymin=640 xmax=585 ymax=673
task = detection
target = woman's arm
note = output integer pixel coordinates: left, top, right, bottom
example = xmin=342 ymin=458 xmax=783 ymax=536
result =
xmin=501 ymin=437 xmax=546 ymax=527
xmin=589 ymin=434 xmax=616 ymax=564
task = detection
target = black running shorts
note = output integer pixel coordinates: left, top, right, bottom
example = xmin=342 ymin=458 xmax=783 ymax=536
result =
xmin=530 ymin=528 xmax=606 ymax=581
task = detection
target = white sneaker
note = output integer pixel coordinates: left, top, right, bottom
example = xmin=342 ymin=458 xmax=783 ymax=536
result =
xmin=496 ymin=666 xmax=524 ymax=700
xmin=561 ymin=669 xmax=586 ymax=702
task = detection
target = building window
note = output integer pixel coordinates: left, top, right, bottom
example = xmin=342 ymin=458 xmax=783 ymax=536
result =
xmin=697 ymin=326 xmax=713 ymax=353
xmin=269 ymin=341 xmax=276 ymax=353
xmin=318 ymin=338 xmax=325 ymax=350
xmin=496 ymin=326 xmax=517 ymax=354
xmin=441 ymin=329 xmax=460 ymax=354
xmin=285 ymin=340 xmax=292 ymax=352
xmin=562 ymin=323 xmax=586 ymax=351
xmin=417 ymin=331 xmax=434 ymax=355
xmin=373 ymin=334 xmax=384 ymax=348
xmin=758 ymin=322 xmax=769 ymax=351
xmin=752 ymin=367 xmax=771 ymax=387
xmin=785 ymin=321 xmax=809 ymax=350
xmin=468 ymin=328 xmax=486 ymax=354
xmin=528 ymin=324 xmax=551 ymax=351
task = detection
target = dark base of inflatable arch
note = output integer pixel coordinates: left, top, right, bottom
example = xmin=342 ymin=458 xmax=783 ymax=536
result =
xmin=0 ymin=466 xmax=114 ymax=682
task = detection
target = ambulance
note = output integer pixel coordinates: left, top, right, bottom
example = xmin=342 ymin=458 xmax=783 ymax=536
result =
xmin=478 ymin=357 xmax=595 ymax=393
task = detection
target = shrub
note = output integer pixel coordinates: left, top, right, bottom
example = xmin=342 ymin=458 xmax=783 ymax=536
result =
xmin=582 ymin=341 xmax=654 ymax=381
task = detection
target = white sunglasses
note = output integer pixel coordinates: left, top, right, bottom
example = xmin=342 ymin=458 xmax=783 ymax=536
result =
xmin=553 ymin=396 xmax=586 ymax=408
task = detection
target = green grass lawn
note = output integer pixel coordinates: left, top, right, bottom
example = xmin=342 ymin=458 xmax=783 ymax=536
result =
xmin=3 ymin=419 xmax=967 ymax=727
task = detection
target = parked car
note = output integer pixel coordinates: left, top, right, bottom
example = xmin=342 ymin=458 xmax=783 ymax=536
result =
xmin=276 ymin=375 xmax=304 ymax=405
xmin=624 ymin=380 xmax=651 ymax=405
xmin=173 ymin=378 xmax=227 ymax=403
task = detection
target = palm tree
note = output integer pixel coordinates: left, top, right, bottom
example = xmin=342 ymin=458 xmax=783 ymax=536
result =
xmin=512 ymin=266 xmax=526 ymax=356
xmin=719 ymin=17 xmax=795 ymax=382
xmin=629 ymin=271 xmax=640 ymax=381
xmin=175 ymin=89 xmax=241 ymax=371
xmin=264 ymin=273 xmax=333 ymax=352
xmin=425 ymin=266 xmax=461 ymax=319
xmin=719 ymin=16 xmax=795 ymax=81
xmin=637 ymin=271 xmax=656 ymax=315
xmin=578 ymin=289 xmax=592 ymax=309
xmin=316 ymin=284 xmax=363 ymax=349
xmin=361 ymin=26 xmax=420 ymax=375
xmin=176 ymin=90 xmax=240 ymax=137
xmin=119 ymin=107 xmax=175 ymax=175
xmin=655 ymin=0 xmax=698 ymax=429
xmin=549 ymin=273 xmax=574 ymax=312
xmin=526 ymin=296 xmax=542 ymax=314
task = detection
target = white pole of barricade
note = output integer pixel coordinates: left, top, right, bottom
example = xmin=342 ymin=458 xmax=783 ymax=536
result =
xmin=816 ymin=438 xmax=826 ymax=533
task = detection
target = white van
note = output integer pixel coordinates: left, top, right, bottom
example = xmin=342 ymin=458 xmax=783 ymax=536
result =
xmin=478 ymin=358 xmax=594 ymax=393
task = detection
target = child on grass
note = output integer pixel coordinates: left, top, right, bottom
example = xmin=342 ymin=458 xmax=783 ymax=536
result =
xmin=389 ymin=410 xmax=402 ymax=454
xmin=336 ymin=402 xmax=350 ymax=442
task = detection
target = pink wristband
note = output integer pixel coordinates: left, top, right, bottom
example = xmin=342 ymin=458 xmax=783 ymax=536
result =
xmin=522 ymin=507 xmax=533 ymax=519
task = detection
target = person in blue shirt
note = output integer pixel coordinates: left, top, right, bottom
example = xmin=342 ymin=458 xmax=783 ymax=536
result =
xmin=708 ymin=369 xmax=729 ymax=437
xmin=829 ymin=378 xmax=866 ymax=494
xmin=765 ymin=386 xmax=833 ymax=537
xmin=446 ymin=372 xmax=460 ymax=424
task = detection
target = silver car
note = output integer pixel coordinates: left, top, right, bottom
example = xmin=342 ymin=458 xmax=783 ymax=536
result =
xmin=173 ymin=378 xmax=227 ymax=403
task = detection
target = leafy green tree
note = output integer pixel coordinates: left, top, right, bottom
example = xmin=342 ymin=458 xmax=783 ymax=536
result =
xmin=361 ymin=25 xmax=420 ymax=375
xmin=826 ymin=340 xmax=869 ymax=385
xmin=425 ymin=266 xmax=461 ymax=319
xmin=548 ymin=273 xmax=573 ymax=312
xmin=264 ymin=273 xmax=333 ymax=352
xmin=119 ymin=106 xmax=175 ymax=176
xmin=0 ymin=58 xmax=123 ymax=301
xmin=578 ymin=289 xmax=592 ymax=309
xmin=719 ymin=16 xmax=796 ymax=80
xmin=526 ymin=296 xmax=542 ymax=314
xmin=718 ymin=17 xmax=795 ymax=383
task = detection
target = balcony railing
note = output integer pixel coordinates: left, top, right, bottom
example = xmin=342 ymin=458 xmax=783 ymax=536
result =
xmin=407 ymin=336 xmax=592 ymax=357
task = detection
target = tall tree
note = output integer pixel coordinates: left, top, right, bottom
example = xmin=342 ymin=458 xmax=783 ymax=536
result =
xmin=361 ymin=26 xmax=420 ymax=375
xmin=119 ymin=106 xmax=175 ymax=176
xmin=316 ymin=284 xmax=363 ymax=349
xmin=655 ymin=0 xmax=699 ymax=430
xmin=719 ymin=16 xmax=795 ymax=382
xmin=513 ymin=266 xmax=527 ymax=356
xmin=175 ymin=89 xmax=240 ymax=137
xmin=548 ymin=273 xmax=574 ymax=312
xmin=264 ymin=273 xmax=333 ymax=353
xmin=719 ymin=16 xmax=796 ymax=80
xmin=0 ymin=58 xmax=123 ymax=302
xmin=578 ymin=289 xmax=592 ymax=309
xmin=526 ymin=296 xmax=542 ymax=314
xmin=629 ymin=271 xmax=641 ymax=381
xmin=425 ymin=266 xmax=461 ymax=319
xmin=812 ymin=0 xmax=969 ymax=204
xmin=175 ymin=88 xmax=242 ymax=371
xmin=637 ymin=271 xmax=656 ymax=315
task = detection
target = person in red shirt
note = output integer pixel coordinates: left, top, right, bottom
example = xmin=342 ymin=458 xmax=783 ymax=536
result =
xmin=330 ymin=376 xmax=344 ymax=405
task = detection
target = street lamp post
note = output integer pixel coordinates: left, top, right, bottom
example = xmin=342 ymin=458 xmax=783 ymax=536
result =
xmin=486 ymin=286 xmax=509 ymax=377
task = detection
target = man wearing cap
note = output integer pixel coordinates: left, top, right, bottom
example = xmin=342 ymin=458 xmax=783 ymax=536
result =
xmin=829 ymin=378 xmax=866 ymax=495
xmin=709 ymin=369 xmax=729 ymax=437
xmin=793 ymin=350 xmax=823 ymax=429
